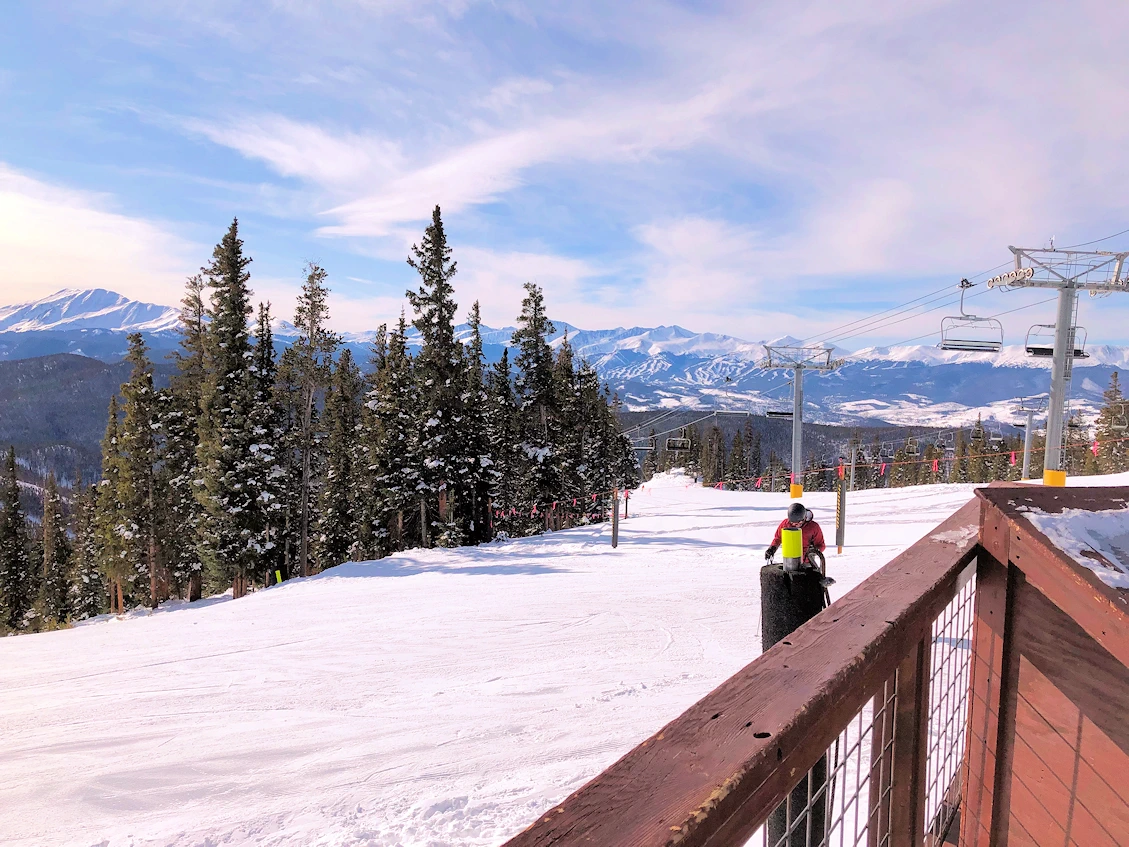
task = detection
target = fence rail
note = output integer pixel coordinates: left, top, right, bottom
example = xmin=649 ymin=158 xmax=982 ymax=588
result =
xmin=503 ymin=499 xmax=981 ymax=847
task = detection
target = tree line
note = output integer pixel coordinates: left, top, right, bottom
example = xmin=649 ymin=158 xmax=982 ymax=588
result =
xmin=639 ymin=371 xmax=1129 ymax=491
xmin=0 ymin=207 xmax=637 ymax=634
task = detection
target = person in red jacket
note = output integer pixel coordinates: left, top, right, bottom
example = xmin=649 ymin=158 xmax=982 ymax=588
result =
xmin=765 ymin=502 xmax=826 ymax=565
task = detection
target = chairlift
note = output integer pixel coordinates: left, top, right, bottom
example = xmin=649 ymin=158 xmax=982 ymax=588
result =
xmin=987 ymin=422 xmax=1004 ymax=445
xmin=939 ymin=279 xmax=1003 ymax=353
xmin=1024 ymin=324 xmax=1089 ymax=359
xmin=1112 ymin=405 xmax=1128 ymax=432
xmin=665 ymin=436 xmax=691 ymax=451
xmin=905 ymin=437 xmax=920 ymax=457
xmin=766 ymin=410 xmax=794 ymax=419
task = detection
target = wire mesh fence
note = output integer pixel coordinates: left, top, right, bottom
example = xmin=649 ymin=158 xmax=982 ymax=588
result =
xmin=924 ymin=563 xmax=976 ymax=844
xmin=746 ymin=563 xmax=977 ymax=847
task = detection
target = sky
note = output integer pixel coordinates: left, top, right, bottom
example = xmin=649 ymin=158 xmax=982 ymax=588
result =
xmin=2 ymin=0 xmax=1129 ymax=345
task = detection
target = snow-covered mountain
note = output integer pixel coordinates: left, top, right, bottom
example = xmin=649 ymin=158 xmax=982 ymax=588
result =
xmin=0 ymin=288 xmax=180 ymax=333
xmin=1 ymin=289 xmax=1125 ymax=427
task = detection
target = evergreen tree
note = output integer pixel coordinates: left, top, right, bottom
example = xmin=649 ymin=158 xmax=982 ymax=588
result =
xmin=407 ymin=206 xmax=465 ymax=547
xmin=643 ymin=428 xmax=660 ymax=481
xmin=248 ymin=303 xmax=287 ymax=584
xmin=746 ymin=420 xmax=762 ymax=479
xmin=727 ymin=429 xmax=748 ymax=487
xmin=0 ymin=447 xmax=33 ymax=632
xmin=460 ymin=302 xmax=493 ymax=542
xmin=368 ymin=314 xmax=420 ymax=551
xmin=484 ymin=348 xmax=520 ymax=536
xmin=119 ymin=333 xmax=160 ymax=608
xmin=511 ymin=282 xmax=560 ymax=533
xmin=353 ymin=325 xmax=388 ymax=558
xmin=282 ymin=262 xmax=340 ymax=575
xmin=316 ymin=348 xmax=363 ymax=569
xmin=196 ymin=218 xmax=263 ymax=595
xmin=968 ymin=417 xmax=987 ymax=483
xmin=95 ymin=396 xmax=132 ymax=613
xmin=38 ymin=472 xmax=71 ymax=625
xmin=70 ymin=481 xmax=106 ymax=620
xmin=1095 ymin=372 xmax=1128 ymax=473
xmin=160 ymin=274 xmax=208 ymax=599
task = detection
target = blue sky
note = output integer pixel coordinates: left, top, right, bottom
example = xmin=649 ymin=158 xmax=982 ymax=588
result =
xmin=2 ymin=0 xmax=1128 ymax=345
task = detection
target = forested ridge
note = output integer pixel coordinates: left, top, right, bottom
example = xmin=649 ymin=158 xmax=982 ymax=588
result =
xmin=0 ymin=208 xmax=637 ymax=633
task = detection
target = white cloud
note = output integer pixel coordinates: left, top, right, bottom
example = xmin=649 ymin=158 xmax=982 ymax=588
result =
xmin=0 ymin=165 xmax=198 ymax=308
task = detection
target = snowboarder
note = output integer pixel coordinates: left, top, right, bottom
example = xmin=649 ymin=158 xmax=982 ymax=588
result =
xmin=764 ymin=502 xmax=826 ymax=567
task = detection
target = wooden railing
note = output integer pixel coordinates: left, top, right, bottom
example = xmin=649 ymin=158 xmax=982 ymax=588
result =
xmin=503 ymin=499 xmax=982 ymax=847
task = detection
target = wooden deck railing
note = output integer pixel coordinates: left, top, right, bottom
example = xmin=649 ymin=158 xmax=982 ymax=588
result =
xmin=503 ymin=499 xmax=982 ymax=847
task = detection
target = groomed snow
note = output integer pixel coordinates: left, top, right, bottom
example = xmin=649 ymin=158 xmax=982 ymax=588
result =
xmin=1 ymin=472 xmax=1124 ymax=847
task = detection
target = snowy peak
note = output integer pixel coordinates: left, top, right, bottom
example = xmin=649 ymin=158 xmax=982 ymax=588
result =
xmin=0 ymin=289 xmax=180 ymax=333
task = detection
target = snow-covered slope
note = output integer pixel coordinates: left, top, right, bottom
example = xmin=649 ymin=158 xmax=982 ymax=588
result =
xmin=5 ymin=474 xmax=1124 ymax=846
xmin=0 ymin=289 xmax=180 ymax=333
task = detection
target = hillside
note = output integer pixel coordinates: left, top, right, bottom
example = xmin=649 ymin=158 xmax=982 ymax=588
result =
xmin=0 ymin=353 xmax=174 ymax=483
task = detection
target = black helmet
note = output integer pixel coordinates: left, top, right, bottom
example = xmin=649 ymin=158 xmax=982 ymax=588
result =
xmin=787 ymin=502 xmax=808 ymax=524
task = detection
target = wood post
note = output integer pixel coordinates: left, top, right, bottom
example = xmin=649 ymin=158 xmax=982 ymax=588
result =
xmin=960 ymin=549 xmax=1018 ymax=847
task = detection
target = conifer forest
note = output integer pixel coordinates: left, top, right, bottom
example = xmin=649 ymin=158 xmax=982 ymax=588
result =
xmin=0 ymin=207 xmax=639 ymax=633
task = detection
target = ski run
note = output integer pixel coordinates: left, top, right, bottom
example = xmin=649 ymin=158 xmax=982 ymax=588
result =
xmin=3 ymin=470 xmax=1128 ymax=847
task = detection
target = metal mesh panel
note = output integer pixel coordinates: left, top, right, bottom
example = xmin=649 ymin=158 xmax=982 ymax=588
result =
xmin=748 ymin=673 xmax=899 ymax=847
xmin=924 ymin=563 xmax=976 ymax=843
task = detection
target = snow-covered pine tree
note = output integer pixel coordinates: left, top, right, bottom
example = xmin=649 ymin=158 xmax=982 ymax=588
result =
xmin=0 ymin=447 xmax=34 ymax=632
xmin=726 ymin=429 xmax=748 ymax=488
xmin=119 ymin=333 xmax=160 ymax=608
xmin=242 ymin=302 xmax=287 ymax=588
xmin=459 ymin=303 xmax=493 ymax=543
xmin=369 ymin=314 xmax=420 ymax=552
xmin=483 ymin=348 xmax=520 ymax=536
xmin=315 ymin=348 xmax=363 ymax=569
xmin=407 ymin=206 xmax=465 ymax=547
xmin=1095 ymin=371 xmax=1128 ymax=473
xmin=283 ymin=262 xmax=340 ymax=576
xmin=159 ymin=273 xmax=208 ymax=600
xmin=38 ymin=471 xmax=71 ymax=625
xmin=643 ymin=428 xmax=659 ymax=481
xmin=551 ymin=331 xmax=585 ymax=527
xmin=353 ymin=324 xmax=388 ymax=558
xmin=95 ymin=396 xmax=132 ymax=613
xmin=511 ymin=282 xmax=560 ymax=533
xmin=747 ymin=420 xmax=762 ymax=480
xmin=70 ymin=481 xmax=106 ymax=619
xmin=196 ymin=218 xmax=262 ymax=596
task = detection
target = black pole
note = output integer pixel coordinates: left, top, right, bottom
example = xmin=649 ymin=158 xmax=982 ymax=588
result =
xmin=761 ymin=564 xmax=828 ymax=846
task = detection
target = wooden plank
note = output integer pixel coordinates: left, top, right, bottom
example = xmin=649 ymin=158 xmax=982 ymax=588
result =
xmin=959 ymin=549 xmax=1012 ymax=847
xmin=501 ymin=500 xmax=981 ymax=847
xmin=888 ymin=638 xmax=929 ymax=847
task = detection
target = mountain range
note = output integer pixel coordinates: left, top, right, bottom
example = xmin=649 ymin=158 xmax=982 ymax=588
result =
xmin=2 ymin=288 xmax=1126 ymax=430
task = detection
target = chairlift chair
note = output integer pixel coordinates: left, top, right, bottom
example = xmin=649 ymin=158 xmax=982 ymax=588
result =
xmin=766 ymin=410 xmax=794 ymax=419
xmin=1024 ymin=324 xmax=1089 ymax=359
xmin=905 ymin=437 xmax=920 ymax=457
xmin=1112 ymin=404 xmax=1128 ymax=432
xmin=665 ymin=436 xmax=691 ymax=451
xmin=939 ymin=279 xmax=1004 ymax=353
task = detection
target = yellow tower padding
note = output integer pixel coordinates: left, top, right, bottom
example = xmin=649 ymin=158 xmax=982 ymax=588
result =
xmin=790 ymin=483 xmax=804 ymax=498
xmin=1043 ymin=469 xmax=1066 ymax=487
xmin=780 ymin=527 xmax=802 ymax=561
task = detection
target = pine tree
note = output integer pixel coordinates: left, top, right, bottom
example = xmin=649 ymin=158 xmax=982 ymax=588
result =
xmin=70 ymin=481 xmax=106 ymax=619
xmin=95 ymin=396 xmax=132 ymax=613
xmin=643 ymin=428 xmax=660 ymax=481
xmin=0 ymin=447 xmax=33 ymax=632
xmin=248 ymin=303 xmax=287 ymax=585
xmin=460 ymin=302 xmax=493 ymax=543
xmin=369 ymin=314 xmax=420 ymax=551
xmin=316 ymin=348 xmax=363 ymax=569
xmin=38 ymin=471 xmax=71 ymax=625
xmin=511 ymin=282 xmax=560 ymax=531
xmin=484 ymin=348 xmax=520 ymax=536
xmin=119 ymin=333 xmax=160 ymax=608
xmin=727 ymin=429 xmax=748 ymax=487
xmin=747 ymin=420 xmax=762 ymax=480
xmin=354 ymin=325 xmax=388 ymax=558
xmin=968 ymin=417 xmax=987 ymax=483
xmin=282 ymin=262 xmax=340 ymax=576
xmin=160 ymin=274 xmax=208 ymax=600
xmin=196 ymin=218 xmax=263 ymax=596
xmin=1095 ymin=371 xmax=1128 ymax=473
xmin=407 ymin=206 xmax=465 ymax=547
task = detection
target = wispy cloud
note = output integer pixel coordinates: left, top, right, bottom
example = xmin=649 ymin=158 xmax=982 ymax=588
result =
xmin=0 ymin=164 xmax=198 ymax=306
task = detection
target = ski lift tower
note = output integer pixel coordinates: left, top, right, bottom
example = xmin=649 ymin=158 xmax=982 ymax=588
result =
xmin=760 ymin=345 xmax=843 ymax=498
xmin=1013 ymin=396 xmax=1047 ymax=481
xmin=988 ymin=245 xmax=1129 ymax=485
